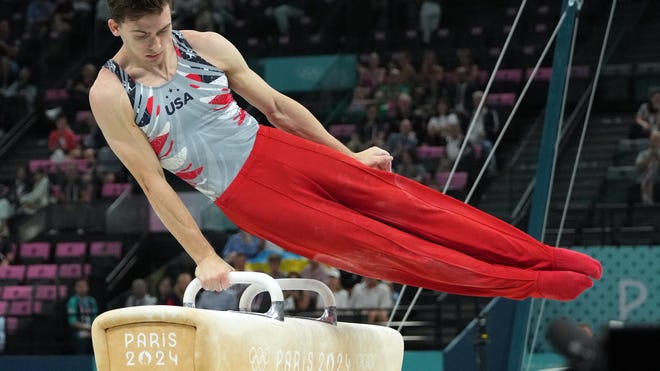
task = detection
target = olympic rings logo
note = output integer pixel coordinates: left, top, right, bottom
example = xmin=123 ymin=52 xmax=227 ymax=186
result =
xmin=248 ymin=346 xmax=270 ymax=371
xmin=295 ymin=66 xmax=325 ymax=81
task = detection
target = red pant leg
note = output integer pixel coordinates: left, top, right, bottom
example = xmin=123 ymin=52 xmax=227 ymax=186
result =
xmin=216 ymin=126 xmax=597 ymax=300
xmin=230 ymin=126 xmax=555 ymax=270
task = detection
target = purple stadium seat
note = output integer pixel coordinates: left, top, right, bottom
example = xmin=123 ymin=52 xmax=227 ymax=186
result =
xmin=571 ymin=65 xmax=590 ymax=79
xmin=26 ymin=264 xmax=58 ymax=282
xmin=436 ymin=171 xmax=469 ymax=191
xmin=1 ymin=285 xmax=33 ymax=300
xmin=44 ymin=88 xmax=69 ymax=102
xmin=58 ymin=263 xmax=83 ymax=280
xmin=0 ymin=300 xmax=7 ymax=315
xmin=34 ymin=285 xmax=67 ymax=301
xmin=486 ymin=93 xmax=516 ymax=107
xmin=0 ymin=265 xmax=26 ymax=283
xmin=416 ymin=145 xmax=446 ymax=159
xmin=55 ymin=242 xmax=87 ymax=262
xmin=101 ymin=183 xmax=132 ymax=198
xmin=19 ymin=242 xmax=51 ymax=263
xmin=89 ymin=241 xmax=122 ymax=260
xmin=527 ymin=67 xmax=553 ymax=81
xmin=8 ymin=300 xmax=32 ymax=316
xmin=494 ymin=69 xmax=522 ymax=83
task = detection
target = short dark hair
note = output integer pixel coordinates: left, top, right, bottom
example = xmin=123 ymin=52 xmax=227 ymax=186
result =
xmin=107 ymin=0 xmax=172 ymax=23
xmin=649 ymin=86 xmax=660 ymax=97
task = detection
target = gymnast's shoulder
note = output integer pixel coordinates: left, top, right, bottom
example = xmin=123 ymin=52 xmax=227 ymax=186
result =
xmin=180 ymin=29 xmax=248 ymax=74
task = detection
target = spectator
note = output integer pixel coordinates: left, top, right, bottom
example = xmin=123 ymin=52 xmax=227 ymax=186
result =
xmin=631 ymin=87 xmax=660 ymax=139
xmin=58 ymin=163 xmax=83 ymax=203
xmin=0 ymin=236 xmax=15 ymax=266
xmin=79 ymin=114 xmax=106 ymax=150
xmin=419 ymin=0 xmax=441 ymax=44
xmin=0 ymin=185 xmax=12 ymax=238
xmin=392 ymin=52 xmax=417 ymax=85
xmin=66 ymin=278 xmax=98 ymax=354
xmin=65 ymin=62 xmax=98 ymax=112
xmin=635 ymin=130 xmax=660 ymax=205
xmin=11 ymin=165 xmax=32 ymax=206
xmin=194 ymin=0 xmax=235 ymax=34
xmin=426 ymin=98 xmax=454 ymax=146
xmin=449 ymin=66 xmax=478 ymax=117
xmin=300 ymin=259 xmax=328 ymax=284
xmin=350 ymin=277 xmax=392 ymax=324
xmin=18 ymin=167 xmax=50 ymax=215
xmin=42 ymin=13 xmax=72 ymax=70
xmin=0 ymin=19 xmax=20 ymax=89
xmin=48 ymin=112 xmax=80 ymax=158
xmin=300 ymin=259 xmax=328 ymax=308
xmin=164 ymin=272 xmax=192 ymax=306
xmin=283 ymin=271 xmax=311 ymax=312
xmin=125 ymin=278 xmax=157 ymax=307
xmin=360 ymin=103 xmax=389 ymax=147
xmin=375 ymin=68 xmax=410 ymax=116
xmin=395 ymin=149 xmax=428 ymax=184
xmin=386 ymin=118 xmax=419 ymax=162
xmin=26 ymin=0 xmax=55 ymax=30
xmin=265 ymin=0 xmax=304 ymax=37
xmin=467 ymin=90 xmax=499 ymax=173
xmin=2 ymin=66 xmax=38 ymax=126
xmin=79 ymin=170 xmax=98 ymax=203
xmin=358 ymin=52 xmax=386 ymax=94
xmin=317 ymin=268 xmax=349 ymax=309
xmin=156 ymin=275 xmax=173 ymax=305
xmin=267 ymin=252 xmax=287 ymax=279
xmin=222 ymin=229 xmax=264 ymax=261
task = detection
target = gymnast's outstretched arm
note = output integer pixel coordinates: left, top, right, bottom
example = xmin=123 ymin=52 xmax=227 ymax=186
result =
xmin=183 ymin=30 xmax=394 ymax=172
xmin=89 ymin=69 xmax=233 ymax=292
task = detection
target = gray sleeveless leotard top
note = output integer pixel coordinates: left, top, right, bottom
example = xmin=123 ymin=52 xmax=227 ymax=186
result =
xmin=103 ymin=30 xmax=259 ymax=200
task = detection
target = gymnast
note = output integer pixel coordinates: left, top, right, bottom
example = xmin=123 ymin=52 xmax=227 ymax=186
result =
xmin=89 ymin=0 xmax=602 ymax=302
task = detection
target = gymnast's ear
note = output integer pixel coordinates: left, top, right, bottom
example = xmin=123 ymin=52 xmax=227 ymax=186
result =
xmin=108 ymin=19 xmax=121 ymax=37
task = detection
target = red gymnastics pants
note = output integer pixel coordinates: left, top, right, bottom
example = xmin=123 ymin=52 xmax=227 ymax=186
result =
xmin=215 ymin=125 xmax=602 ymax=301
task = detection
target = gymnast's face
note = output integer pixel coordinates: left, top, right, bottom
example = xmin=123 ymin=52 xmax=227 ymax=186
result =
xmin=108 ymin=4 xmax=173 ymax=65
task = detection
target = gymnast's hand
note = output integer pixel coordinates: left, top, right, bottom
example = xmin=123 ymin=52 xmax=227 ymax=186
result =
xmin=195 ymin=254 xmax=234 ymax=291
xmin=355 ymin=146 xmax=393 ymax=172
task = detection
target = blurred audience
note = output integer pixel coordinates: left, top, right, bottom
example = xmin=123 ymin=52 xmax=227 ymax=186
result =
xmin=635 ymin=130 xmax=660 ymax=205
xmin=350 ymin=277 xmax=393 ymax=324
xmin=66 ymin=278 xmax=98 ymax=354
xmin=124 ymin=278 xmax=157 ymax=307
xmin=631 ymin=87 xmax=660 ymax=139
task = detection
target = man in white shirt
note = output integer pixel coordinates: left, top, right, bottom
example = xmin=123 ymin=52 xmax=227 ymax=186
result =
xmin=350 ymin=277 xmax=392 ymax=324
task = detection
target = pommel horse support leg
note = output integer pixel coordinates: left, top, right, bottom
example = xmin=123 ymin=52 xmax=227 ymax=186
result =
xmin=92 ymin=272 xmax=404 ymax=370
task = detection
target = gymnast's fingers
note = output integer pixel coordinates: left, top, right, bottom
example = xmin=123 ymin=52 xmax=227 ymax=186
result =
xmin=195 ymin=254 xmax=233 ymax=291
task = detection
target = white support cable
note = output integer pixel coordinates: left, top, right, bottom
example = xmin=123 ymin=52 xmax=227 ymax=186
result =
xmin=386 ymin=284 xmax=406 ymax=326
xmin=522 ymin=14 xmax=581 ymax=371
xmin=397 ymin=284 xmax=422 ymax=332
xmin=524 ymin=1 xmax=618 ymax=369
xmin=388 ymin=0 xmax=531 ymax=330
xmin=556 ymin=0 xmax=618 ymax=247
xmin=465 ymin=11 xmax=568 ymax=204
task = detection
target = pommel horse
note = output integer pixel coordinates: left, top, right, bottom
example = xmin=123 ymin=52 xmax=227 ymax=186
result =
xmin=92 ymin=272 xmax=404 ymax=370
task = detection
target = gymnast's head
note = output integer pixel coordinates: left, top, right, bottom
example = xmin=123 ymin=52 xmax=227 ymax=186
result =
xmin=106 ymin=0 xmax=174 ymax=64
xmin=107 ymin=0 xmax=172 ymax=24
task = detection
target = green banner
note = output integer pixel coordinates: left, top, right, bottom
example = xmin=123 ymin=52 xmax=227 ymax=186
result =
xmin=264 ymin=54 xmax=356 ymax=92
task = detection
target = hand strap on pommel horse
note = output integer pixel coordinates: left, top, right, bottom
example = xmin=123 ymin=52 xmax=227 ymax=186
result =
xmin=92 ymin=271 xmax=404 ymax=371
